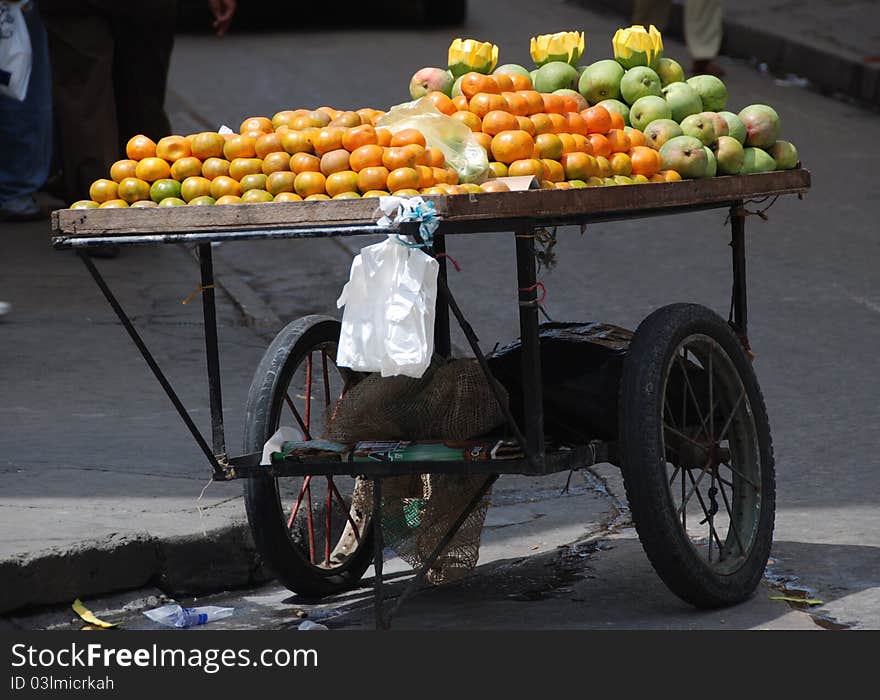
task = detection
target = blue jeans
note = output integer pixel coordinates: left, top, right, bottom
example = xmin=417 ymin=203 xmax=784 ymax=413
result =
xmin=0 ymin=2 xmax=52 ymax=203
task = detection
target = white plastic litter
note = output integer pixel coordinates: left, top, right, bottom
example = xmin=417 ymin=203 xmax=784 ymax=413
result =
xmin=0 ymin=1 xmax=32 ymax=101
xmin=144 ymin=604 xmax=233 ymax=628
xmin=336 ymin=231 xmax=438 ymax=379
xmin=261 ymin=426 xmax=303 ymax=465
xmin=297 ymin=620 xmax=329 ymax=630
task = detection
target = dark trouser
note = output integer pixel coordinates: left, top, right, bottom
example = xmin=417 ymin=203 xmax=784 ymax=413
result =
xmin=40 ymin=0 xmax=176 ymax=202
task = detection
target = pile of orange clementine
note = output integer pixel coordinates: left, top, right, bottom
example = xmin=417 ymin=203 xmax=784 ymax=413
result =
xmin=72 ymin=72 xmax=684 ymax=210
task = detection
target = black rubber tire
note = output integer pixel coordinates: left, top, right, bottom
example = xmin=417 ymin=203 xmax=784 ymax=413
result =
xmin=618 ymin=303 xmax=775 ymax=608
xmin=243 ymin=315 xmax=374 ymax=598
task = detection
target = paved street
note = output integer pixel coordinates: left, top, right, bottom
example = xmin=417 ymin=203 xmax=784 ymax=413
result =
xmin=2 ymin=0 xmax=878 ymax=630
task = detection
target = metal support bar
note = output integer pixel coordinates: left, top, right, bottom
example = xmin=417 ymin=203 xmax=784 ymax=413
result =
xmin=78 ymin=252 xmax=226 ymax=478
xmin=384 ymin=474 xmax=498 ymax=627
xmin=431 ymin=233 xmax=451 ymax=359
xmin=372 ymin=478 xmax=387 ymax=630
xmin=515 ymin=230 xmax=546 ymax=464
xmin=197 ymin=244 xmax=227 ymax=460
xmin=729 ymin=202 xmax=750 ymax=352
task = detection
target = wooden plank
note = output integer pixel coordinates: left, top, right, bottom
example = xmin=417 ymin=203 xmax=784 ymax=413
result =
xmin=52 ymin=169 xmax=810 ymax=237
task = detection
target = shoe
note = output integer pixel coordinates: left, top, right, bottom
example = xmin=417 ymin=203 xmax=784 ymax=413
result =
xmin=691 ymin=59 xmax=726 ymax=77
xmin=0 ymin=194 xmax=43 ymax=222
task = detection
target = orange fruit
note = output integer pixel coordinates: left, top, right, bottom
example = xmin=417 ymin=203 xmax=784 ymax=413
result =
xmin=558 ymin=95 xmax=581 ymax=114
xmin=582 ymin=106 xmax=612 ymax=135
xmin=329 ymin=111 xmax=362 ymax=129
xmin=266 ymin=170 xmax=297 ymax=195
xmin=541 ymin=93 xmax=567 ymax=115
xmin=255 ymin=132 xmax=284 ymax=159
xmin=517 ymin=91 xmax=545 ymax=115
xmin=342 ymin=124 xmax=378 ymax=151
xmin=320 ymin=149 xmax=351 ymax=176
xmin=609 ymin=152 xmax=632 ymax=176
xmin=170 ymin=156 xmax=203 ymax=181
xmin=481 ymin=110 xmax=518 ymax=136
xmin=386 ymin=167 xmax=420 ymax=191
xmin=325 ymin=170 xmax=360 ymax=197
xmin=215 ymin=194 xmax=242 ymax=205
xmin=110 ymin=159 xmax=138 ymax=183
xmin=382 ymin=146 xmax=418 ymax=170
xmin=294 ymin=171 xmax=326 ymax=197
xmin=488 ymin=161 xmax=508 ymax=178
xmin=540 ymin=159 xmax=565 ymax=182
xmin=290 ymin=152 xmax=322 ymax=174
xmin=187 ymin=195 xmax=215 ymax=206
xmin=588 ymin=133 xmax=612 ymax=158
xmin=452 ymin=95 xmax=470 ymax=111
xmin=156 ymin=135 xmax=191 ymax=162
xmin=626 ymin=128 xmax=647 ymax=148
xmin=659 ymin=169 xmax=682 ymax=182
xmin=460 ymin=72 xmax=496 ymax=99
xmin=390 ymin=128 xmax=427 ymax=148
xmin=274 ymin=192 xmax=303 ymax=202
xmin=361 ymin=189 xmax=389 ymax=198
xmin=424 ymin=91 xmax=456 ymax=116
xmin=515 ymin=115 xmax=536 ymax=135
xmin=261 ymin=151 xmax=291 ymax=175
xmin=130 ymin=200 xmax=157 ymax=208
xmin=126 ymin=135 xmax=157 ymax=160
xmin=305 ymin=194 xmax=330 ymax=201
xmin=468 ymin=93 xmax=507 ymax=119
xmin=272 ymin=110 xmax=301 ymax=130
xmin=431 ymin=166 xmax=450 ymax=185
xmin=472 ymin=132 xmax=493 ymax=152
xmin=535 ymin=133 xmax=564 ymax=159
xmin=547 ymin=113 xmax=568 ymax=134
xmin=313 ymin=127 xmax=346 ymax=156
xmin=98 ymin=199 xmax=128 ymax=208
xmin=481 ymin=180 xmax=511 ymax=193
xmin=180 ymin=176 xmax=213 ymax=201
xmin=566 ymin=112 xmax=589 ymax=136
xmin=629 ymin=146 xmax=661 ymax=177
xmin=444 ymin=167 xmax=460 ymax=185
xmin=530 ymin=113 xmax=554 ymax=135
xmin=451 ymin=111 xmax=482 ymax=132
xmin=332 ymin=191 xmax=361 ymax=199
xmin=241 ymin=189 xmax=274 ymax=203
xmin=558 ymin=133 xmax=576 ymax=154
xmin=571 ymin=134 xmax=591 ymax=154
xmin=507 ymin=158 xmax=545 ymax=180
xmin=560 ymin=152 xmax=598 ymax=180
xmin=606 ymin=129 xmax=631 ymax=153
xmin=595 ymin=156 xmax=612 ymax=178
xmin=349 ymin=144 xmax=384 ymax=172
xmin=375 ymin=128 xmax=393 ymax=147
xmin=116 ymin=177 xmax=150 ymax=203
xmin=490 ymin=130 xmax=535 ymax=164
xmin=239 ymin=173 xmax=268 ymax=192
xmin=357 ymin=166 xmax=389 ymax=192
xmin=210 ymin=175 xmax=242 ymax=199
xmin=608 ymin=110 xmax=625 ymax=131
xmin=491 ymin=73 xmax=514 ymax=92
xmin=190 ymin=132 xmax=226 ymax=160
xmin=229 ymin=157 xmax=263 ymax=181
xmin=202 ymin=157 xmax=230 ymax=180
xmin=239 ymin=116 xmax=273 ymax=135
xmin=416 ymin=165 xmax=435 ymax=188
xmin=501 ymin=91 xmax=529 ymax=117
xmin=149 ymin=178 xmax=181 ymax=203
xmin=223 ymin=135 xmax=257 ymax=160
xmin=281 ymin=130 xmax=315 ymax=155
xmin=135 ymin=157 xmax=171 ymax=182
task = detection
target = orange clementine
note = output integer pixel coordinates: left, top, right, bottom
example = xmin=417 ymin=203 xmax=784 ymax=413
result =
xmin=215 ymin=194 xmax=242 ymax=205
xmin=588 ymin=133 xmax=612 ymax=158
xmin=541 ymin=93 xmax=567 ymax=114
xmin=180 ymin=176 xmax=213 ymax=201
xmin=390 ymin=128 xmax=427 ymax=148
xmin=316 ymin=106 xmax=340 ymax=120
xmin=202 ymin=157 xmax=230 ymax=180
xmin=228 ymin=157 xmax=263 ymax=181
xmin=571 ymin=134 xmax=591 ymax=153
xmin=361 ymin=189 xmax=390 ymax=198
xmin=490 ymin=73 xmax=514 ymax=92
xmin=274 ymin=192 xmax=303 ymax=202
xmin=460 ymin=72 xmax=496 ymax=99
xmin=357 ymin=166 xmax=389 ymax=192
xmin=444 ymin=167 xmax=459 ymax=185
xmin=558 ymin=133 xmax=576 ymax=154
xmin=500 ymin=91 xmax=529 ymax=116
xmin=490 ymin=130 xmax=535 ymax=164
xmin=535 ymin=133 xmax=564 ymax=160
xmin=116 ymin=177 xmax=150 ymax=203
xmin=508 ymin=73 xmax=533 ymax=91
xmin=281 ymin=130 xmax=315 ymax=155
xmin=566 ymin=112 xmax=589 ymax=136
xmin=515 ymin=115 xmax=536 ymax=135
xmin=342 ymin=124 xmax=378 ymax=151
xmin=290 ymin=152 xmax=321 ymax=174
xmin=595 ymin=156 xmax=612 ymax=178
xmin=431 ymin=167 xmax=450 ymax=185
xmin=606 ymin=129 xmax=631 ymax=153
xmin=98 ymin=199 xmax=128 ymax=208
xmin=266 ymin=171 xmax=297 ymax=195
xmin=349 ymin=144 xmax=384 ymax=172
xmin=170 ymin=156 xmax=203 ymax=181
xmin=375 ymin=128 xmax=393 ymax=147
xmin=241 ymin=189 xmax=274 ymax=203
xmin=129 ymin=200 xmax=157 ymax=208
xmin=540 ymin=159 xmax=565 ymax=182
xmin=320 ymin=149 xmax=351 ymax=176
xmin=481 ymin=180 xmax=511 ymax=193
xmin=626 ymin=128 xmax=647 ymax=148
xmin=313 ymin=127 xmax=346 ymax=156
xmin=452 ymin=95 xmax=470 ymax=111
xmin=109 ymin=159 xmax=139 ymax=182
xmin=254 ymin=133 xmax=283 ymax=159
xmin=472 ymin=132 xmax=493 ymax=152
xmin=329 ymin=111 xmax=362 ymax=129
xmin=451 ymin=111 xmax=482 ymax=132
xmin=560 ymin=152 xmax=598 ymax=180
xmin=126 ymin=135 xmax=157 ymax=160
xmin=530 ymin=113 xmax=554 ymax=135
xmin=386 ymin=167 xmax=420 ymax=191
xmin=547 ymin=113 xmax=567 ymax=134
xmin=425 ymin=147 xmax=445 ymax=168
xmin=261 ymin=151 xmax=291 ymax=175
xmin=382 ymin=146 xmax=418 ymax=170
xmin=629 ymin=146 xmax=661 ymax=177
xmin=469 ymin=93 xmax=507 ymax=119
xmin=507 ymin=158 xmax=545 ymax=180
xmin=659 ymin=169 xmax=682 ymax=182
xmin=135 ymin=157 xmax=171 ymax=182
xmin=294 ymin=171 xmax=327 ymax=198
xmin=239 ymin=173 xmax=268 ymax=192
xmin=608 ymin=110 xmax=625 ymax=131
xmin=609 ymin=152 xmax=632 ymax=176
xmin=415 ymin=165 xmax=435 ymax=188
xmin=239 ymin=116 xmax=273 ymax=135
xmin=481 ymin=110 xmax=518 ymax=136
xmin=558 ymin=95 xmax=581 ymax=114
xmin=423 ymin=92 xmax=456 ymax=116
xmin=488 ymin=161 xmax=508 ymax=178
xmin=223 ymin=135 xmax=257 ymax=160
xmin=210 ymin=175 xmax=242 ymax=199
xmin=156 ymin=135 xmax=191 ymax=162
xmin=324 ymin=170 xmax=359 ymax=197
xmin=582 ymin=106 xmax=612 ymax=135
xmin=271 ymin=110 xmax=302 ymax=130
xmin=517 ymin=91 xmax=545 ymax=115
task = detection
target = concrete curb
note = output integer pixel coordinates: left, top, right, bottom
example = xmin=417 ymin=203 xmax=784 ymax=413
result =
xmin=572 ymin=0 xmax=880 ymax=108
xmin=0 ymin=524 xmax=272 ymax=615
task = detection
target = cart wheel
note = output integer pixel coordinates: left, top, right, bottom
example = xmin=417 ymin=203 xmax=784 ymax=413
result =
xmin=618 ymin=303 xmax=775 ymax=608
xmin=243 ymin=315 xmax=374 ymax=598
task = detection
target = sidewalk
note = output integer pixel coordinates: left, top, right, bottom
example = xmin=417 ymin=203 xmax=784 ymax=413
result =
xmin=575 ymin=0 xmax=880 ymax=108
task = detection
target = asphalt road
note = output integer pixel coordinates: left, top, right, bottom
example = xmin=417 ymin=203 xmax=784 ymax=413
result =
xmin=5 ymin=0 xmax=876 ymax=631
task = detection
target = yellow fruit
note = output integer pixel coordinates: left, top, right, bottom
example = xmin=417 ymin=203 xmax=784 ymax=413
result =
xmin=135 ymin=157 xmax=171 ymax=182
xmin=180 ymin=176 xmax=213 ymax=202
xmin=116 ymin=177 xmax=151 ymax=203
xmin=98 ymin=199 xmax=128 ymax=208
xmin=89 ymin=179 xmax=118 ymax=203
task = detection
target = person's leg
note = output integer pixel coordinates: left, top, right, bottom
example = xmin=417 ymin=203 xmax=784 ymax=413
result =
xmin=111 ymin=1 xmax=176 ymax=149
xmin=685 ymin=0 xmax=724 ymax=75
xmin=40 ymin=2 xmax=118 ymax=203
xmin=0 ymin=2 xmax=53 ymax=219
xmin=632 ymin=0 xmax=672 ymax=31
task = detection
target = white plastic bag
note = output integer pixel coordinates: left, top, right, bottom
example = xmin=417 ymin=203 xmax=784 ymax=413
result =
xmin=336 ymin=234 xmax=438 ymax=379
xmin=376 ymin=98 xmax=489 ymax=184
xmin=0 ymin=1 xmax=32 ymax=101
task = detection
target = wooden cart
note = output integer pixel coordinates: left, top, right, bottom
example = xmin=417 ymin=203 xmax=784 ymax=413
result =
xmin=52 ymin=169 xmax=811 ymax=628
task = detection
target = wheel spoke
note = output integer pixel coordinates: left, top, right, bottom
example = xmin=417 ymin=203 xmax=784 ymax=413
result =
xmin=717 ymin=479 xmax=746 ymax=556
xmin=668 ymin=465 xmax=681 ymax=486
xmin=284 ymin=393 xmax=312 ymax=440
xmin=720 ymin=460 xmax=760 ymax=491
xmin=322 ymin=350 xmax=331 ymax=409
xmin=324 ymin=477 xmax=333 ymax=566
xmin=677 ymin=350 xmax=710 ymax=441
xmin=708 ymin=350 xmax=715 ymax=439
xmin=330 ymin=479 xmax=361 ymax=544
xmin=305 ymin=479 xmax=316 ymax=564
xmin=287 ymin=475 xmax=312 ymax=529
xmin=717 ymin=387 xmax=746 ymax=443
xmin=664 ymin=423 xmax=709 ymax=454
xmin=677 ymin=456 xmax=712 ymax=516
xmin=304 ymin=352 xmax=313 ymax=434
xmin=685 ymin=469 xmax=725 ymax=557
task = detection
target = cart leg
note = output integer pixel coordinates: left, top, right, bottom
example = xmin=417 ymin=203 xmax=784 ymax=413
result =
xmin=515 ymin=229 xmax=545 ymax=464
xmin=432 ymin=233 xmax=452 ymax=359
xmin=372 ymin=478 xmax=388 ymax=630
xmin=197 ymin=243 xmax=227 ymax=460
xmin=729 ymin=202 xmax=751 ymax=355
xmin=78 ymin=252 xmax=226 ymax=479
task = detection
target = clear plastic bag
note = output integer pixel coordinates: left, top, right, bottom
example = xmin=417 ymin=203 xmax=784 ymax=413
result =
xmin=336 ymin=234 xmax=438 ymax=379
xmin=376 ymin=98 xmax=489 ymax=184
xmin=0 ymin=1 xmax=32 ymax=101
